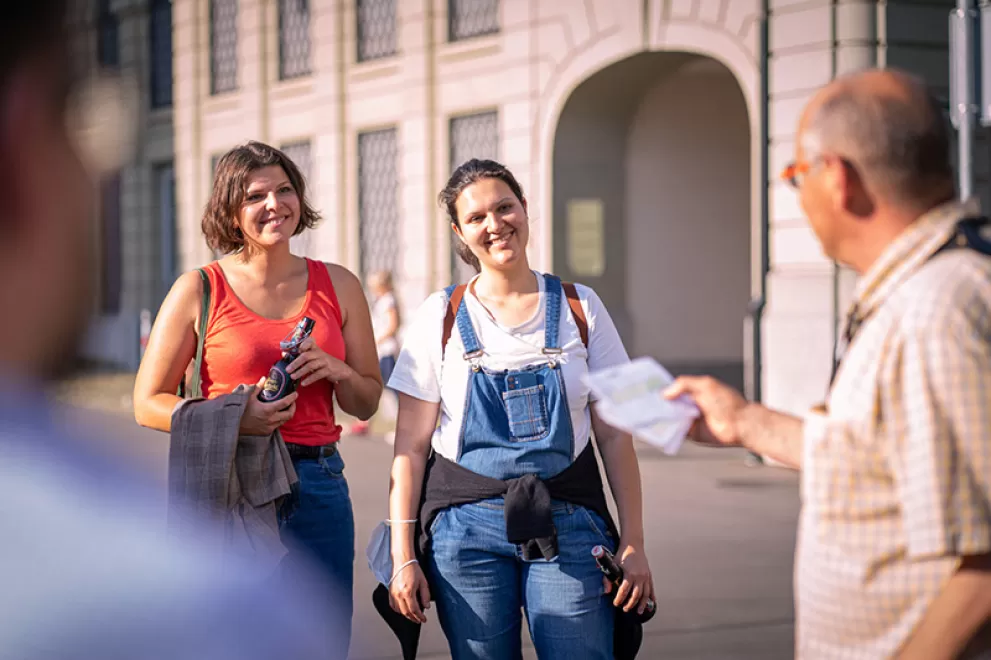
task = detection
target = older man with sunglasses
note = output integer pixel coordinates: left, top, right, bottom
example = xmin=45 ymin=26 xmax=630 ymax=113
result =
xmin=666 ymin=68 xmax=991 ymax=659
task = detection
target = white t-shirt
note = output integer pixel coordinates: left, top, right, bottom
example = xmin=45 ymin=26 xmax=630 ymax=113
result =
xmin=388 ymin=272 xmax=630 ymax=461
xmin=372 ymin=292 xmax=399 ymax=358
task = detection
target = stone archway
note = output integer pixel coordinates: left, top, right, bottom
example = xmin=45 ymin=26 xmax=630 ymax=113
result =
xmin=549 ymin=52 xmax=752 ymax=389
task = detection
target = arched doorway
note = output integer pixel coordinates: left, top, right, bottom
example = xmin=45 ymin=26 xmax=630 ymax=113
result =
xmin=552 ymin=52 xmax=752 ymax=390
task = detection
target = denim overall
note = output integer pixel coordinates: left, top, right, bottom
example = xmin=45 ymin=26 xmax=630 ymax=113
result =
xmin=454 ymin=273 xmax=574 ymax=481
xmin=428 ymin=273 xmax=615 ymax=660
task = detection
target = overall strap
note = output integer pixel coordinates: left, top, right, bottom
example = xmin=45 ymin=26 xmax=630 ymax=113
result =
xmin=441 ymin=284 xmax=468 ymax=354
xmin=543 ymin=274 xmax=564 ymax=351
xmin=178 ymin=268 xmax=211 ymax=398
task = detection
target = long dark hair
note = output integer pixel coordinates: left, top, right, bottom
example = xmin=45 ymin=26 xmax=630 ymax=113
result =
xmin=438 ymin=158 xmax=527 ymax=273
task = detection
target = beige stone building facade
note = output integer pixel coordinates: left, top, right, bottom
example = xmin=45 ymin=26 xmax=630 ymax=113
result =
xmin=91 ymin=0 xmax=967 ymax=417
xmin=70 ymin=0 xmax=177 ymax=369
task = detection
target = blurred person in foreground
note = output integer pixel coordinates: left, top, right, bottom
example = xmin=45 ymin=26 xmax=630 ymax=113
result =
xmin=0 ymin=2 xmax=335 ymax=658
xmin=666 ymin=68 xmax=991 ymax=659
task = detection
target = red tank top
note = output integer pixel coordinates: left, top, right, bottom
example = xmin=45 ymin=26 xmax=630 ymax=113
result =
xmin=199 ymin=258 xmax=345 ymax=446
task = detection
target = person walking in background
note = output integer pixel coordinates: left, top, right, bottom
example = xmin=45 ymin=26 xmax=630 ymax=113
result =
xmin=667 ymin=69 xmax=991 ymax=659
xmin=385 ymin=159 xmax=653 ymax=659
xmin=133 ymin=141 xmax=383 ymax=658
xmin=349 ymin=270 xmax=401 ymax=440
xmin=0 ymin=2 xmax=336 ymax=658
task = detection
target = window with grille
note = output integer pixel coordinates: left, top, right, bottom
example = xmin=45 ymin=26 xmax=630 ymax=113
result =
xmin=357 ymin=128 xmax=399 ymax=281
xmin=210 ymin=0 xmax=238 ymax=94
xmin=279 ymin=0 xmax=311 ymax=80
xmin=97 ymin=0 xmax=119 ymax=69
xmin=153 ymin=162 xmax=178 ymax=306
xmin=100 ymin=173 xmax=122 ymax=314
xmin=356 ymin=0 xmax=397 ymax=62
xmin=280 ymin=140 xmax=314 ymax=255
xmin=448 ymin=110 xmax=499 ymax=284
xmin=150 ymin=0 xmax=173 ymax=108
xmin=448 ymin=0 xmax=499 ymax=42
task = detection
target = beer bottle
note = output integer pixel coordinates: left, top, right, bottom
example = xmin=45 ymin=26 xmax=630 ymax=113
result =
xmin=592 ymin=544 xmax=657 ymax=622
xmin=258 ymin=316 xmax=316 ymax=403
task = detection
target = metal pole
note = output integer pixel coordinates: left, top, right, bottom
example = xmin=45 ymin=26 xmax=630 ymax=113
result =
xmin=955 ymin=0 xmax=977 ymax=200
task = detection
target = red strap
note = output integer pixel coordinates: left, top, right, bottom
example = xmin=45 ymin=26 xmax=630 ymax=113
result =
xmin=562 ymin=282 xmax=588 ymax=349
xmin=441 ymin=285 xmax=467 ymax=351
xmin=441 ymin=282 xmax=588 ymax=350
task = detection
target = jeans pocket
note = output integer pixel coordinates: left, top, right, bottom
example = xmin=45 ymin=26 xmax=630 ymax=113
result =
xmin=427 ymin=508 xmax=449 ymax=537
xmin=318 ymin=450 xmax=346 ymax=479
xmin=501 ymin=385 xmax=549 ymax=441
xmin=579 ymin=507 xmax=614 ymax=547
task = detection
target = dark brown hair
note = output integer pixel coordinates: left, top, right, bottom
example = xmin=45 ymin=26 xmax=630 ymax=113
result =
xmin=438 ymin=158 xmax=526 ymax=273
xmin=202 ymin=141 xmax=321 ymax=254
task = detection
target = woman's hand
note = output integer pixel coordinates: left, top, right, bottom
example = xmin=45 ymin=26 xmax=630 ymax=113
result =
xmin=238 ymin=377 xmax=299 ymax=436
xmin=604 ymin=541 xmax=655 ymax=615
xmin=388 ymin=559 xmax=432 ymax=624
xmin=286 ymin=337 xmax=354 ymax=387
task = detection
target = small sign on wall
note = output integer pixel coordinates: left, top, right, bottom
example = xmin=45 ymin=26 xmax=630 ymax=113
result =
xmin=567 ymin=199 xmax=605 ymax=277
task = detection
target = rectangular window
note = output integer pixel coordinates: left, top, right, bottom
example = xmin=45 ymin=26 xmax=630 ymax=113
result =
xmin=278 ymin=0 xmax=311 ymax=80
xmin=100 ymin=173 xmax=122 ymax=314
xmin=150 ymin=0 xmax=173 ymax=108
xmin=97 ymin=0 xmax=119 ymax=69
xmin=280 ymin=140 xmax=315 ymax=256
xmin=356 ymin=0 xmax=397 ymax=62
xmin=357 ymin=128 xmax=400 ymax=281
xmin=448 ymin=110 xmax=499 ymax=284
xmin=210 ymin=0 xmax=238 ymax=94
xmin=448 ymin=0 xmax=499 ymax=42
xmin=153 ymin=162 xmax=178 ymax=307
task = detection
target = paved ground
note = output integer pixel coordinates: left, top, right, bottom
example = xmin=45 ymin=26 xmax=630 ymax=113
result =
xmin=56 ymin=371 xmax=801 ymax=659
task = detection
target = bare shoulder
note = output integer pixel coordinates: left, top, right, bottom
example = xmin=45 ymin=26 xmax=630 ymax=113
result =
xmin=322 ymin=262 xmax=362 ymax=295
xmin=322 ymin=262 xmax=365 ymax=319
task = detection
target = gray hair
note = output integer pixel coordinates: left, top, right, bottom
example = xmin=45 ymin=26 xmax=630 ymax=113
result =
xmin=803 ymin=71 xmax=953 ymax=202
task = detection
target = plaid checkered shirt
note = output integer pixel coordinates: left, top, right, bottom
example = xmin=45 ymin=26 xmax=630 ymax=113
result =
xmin=797 ymin=199 xmax=991 ymax=658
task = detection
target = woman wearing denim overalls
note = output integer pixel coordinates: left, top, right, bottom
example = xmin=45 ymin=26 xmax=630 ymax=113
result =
xmin=385 ymin=159 xmax=654 ymax=659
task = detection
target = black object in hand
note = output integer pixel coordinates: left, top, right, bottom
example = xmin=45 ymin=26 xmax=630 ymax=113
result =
xmin=592 ymin=544 xmax=656 ymax=623
xmin=258 ymin=316 xmax=316 ymax=403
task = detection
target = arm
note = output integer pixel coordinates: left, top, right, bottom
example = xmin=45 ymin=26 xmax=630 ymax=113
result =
xmin=387 ymin=393 xmax=440 ymax=623
xmin=897 ymin=554 xmax=991 ymax=660
xmin=593 ymin=410 xmax=644 ymax=547
xmin=327 ymin=264 xmax=384 ymax=420
xmin=593 ymin=407 xmax=655 ymax=614
xmin=890 ymin=308 xmax=991 ymax=658
xmin=132 ymin=271 xmax=201 ymax=432
xmin=389 ymin=393 xmax=439 ymax=564
xmin=664 ymin=376 xmax=804 ymax=470
xmin=736 ymin=404 xmax=804 ymax=470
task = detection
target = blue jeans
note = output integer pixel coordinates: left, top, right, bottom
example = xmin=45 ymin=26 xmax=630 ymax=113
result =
xmin=280 ymin=449 xmax=355 ymax=658
xmin=428 ymin=498 xmax=616 ymax=660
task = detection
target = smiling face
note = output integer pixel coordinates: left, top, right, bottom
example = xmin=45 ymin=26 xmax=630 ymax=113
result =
xmin=452 ymin=177 xmax=529 ymax=272
xmin=236 ymin=165 xmax=301 ymax=250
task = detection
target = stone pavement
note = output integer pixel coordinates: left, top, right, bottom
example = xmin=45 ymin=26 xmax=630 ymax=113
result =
xmin=56 ymin=370 xmax=801 ymax=659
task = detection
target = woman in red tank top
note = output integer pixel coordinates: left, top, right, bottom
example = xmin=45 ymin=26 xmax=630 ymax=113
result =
xmin=133 ymin=142 xmax=383 ymax=658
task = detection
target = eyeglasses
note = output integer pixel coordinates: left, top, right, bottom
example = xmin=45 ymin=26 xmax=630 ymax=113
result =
xmin=780 ymin=160 xmax=813 ymax=189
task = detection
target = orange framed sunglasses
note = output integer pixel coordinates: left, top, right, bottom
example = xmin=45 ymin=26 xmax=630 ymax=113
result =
xmin=780 ymin=161 xmax=811 ymax=189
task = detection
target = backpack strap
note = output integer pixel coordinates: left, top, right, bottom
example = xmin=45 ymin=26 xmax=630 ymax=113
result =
xmin=441 ymin=284 xmax=467 ymax=353
xmin=178 ymin=268 xmax=211 ymax=399
xmin=562 ymin=282 xmax=588 ymax=349
xmin=440 ymin=281 xmax=589 ymax=351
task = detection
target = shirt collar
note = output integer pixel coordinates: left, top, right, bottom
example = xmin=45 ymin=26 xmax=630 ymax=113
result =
xmin=852 ymin=198 xmax=981 ymax=321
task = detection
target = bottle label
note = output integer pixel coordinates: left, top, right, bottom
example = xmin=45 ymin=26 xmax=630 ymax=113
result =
xmin=260 ymin=368 xmax=285 ymax=401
